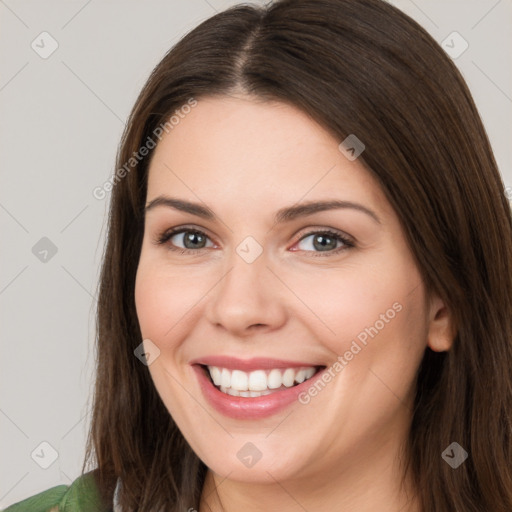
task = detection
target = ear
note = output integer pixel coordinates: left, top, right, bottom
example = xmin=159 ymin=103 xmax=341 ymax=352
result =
xmin=426 ymin=294 xmax=455 ymax=352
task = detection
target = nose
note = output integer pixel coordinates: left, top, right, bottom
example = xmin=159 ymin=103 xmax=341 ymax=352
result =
xmin=204 ymin=250 xmax=288 ymax=338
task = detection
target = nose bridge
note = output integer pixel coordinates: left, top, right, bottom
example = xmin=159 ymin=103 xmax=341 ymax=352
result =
xmin=205 ymin=243 xmax=286 ymax=333
xmin=218 ymin=246 xmax=270 ymax=307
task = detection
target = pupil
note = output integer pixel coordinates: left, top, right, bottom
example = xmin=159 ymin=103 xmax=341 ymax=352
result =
xmin=314 ymin=234 xmax=336 ymax=251
xmin=185 ymin=232 xmax=204 ymax=249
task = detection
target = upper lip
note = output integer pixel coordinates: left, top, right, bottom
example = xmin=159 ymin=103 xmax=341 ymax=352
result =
xmin=190 ymin=355 xmax=325 ymax=372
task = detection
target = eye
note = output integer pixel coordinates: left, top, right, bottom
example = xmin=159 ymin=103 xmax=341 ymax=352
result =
xmin=154 ymin=226 xmax=354 ymax=257
xmin=293 ymin=229 xmax=354 ymax=257
xmin=155 ymin=227 xmax=215 ymax=254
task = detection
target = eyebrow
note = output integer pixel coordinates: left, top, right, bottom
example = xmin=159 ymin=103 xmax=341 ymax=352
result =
xmin=144 ymin=196 xmax=381 ymax=224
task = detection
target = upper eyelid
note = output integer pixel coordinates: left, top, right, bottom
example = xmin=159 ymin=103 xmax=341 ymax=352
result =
xmin=158 ymin=225 xmax=354 ymax=246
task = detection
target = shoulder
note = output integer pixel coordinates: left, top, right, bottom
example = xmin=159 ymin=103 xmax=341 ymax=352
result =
xmin=2 ymin=471 xmax=110 ymax=512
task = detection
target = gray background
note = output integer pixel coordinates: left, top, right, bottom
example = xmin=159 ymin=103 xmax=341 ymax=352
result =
xmin=1 ymin=0 xmax=511 ymax=507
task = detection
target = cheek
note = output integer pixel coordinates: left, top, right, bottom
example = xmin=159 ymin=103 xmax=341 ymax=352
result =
xmin=134 ymin=257 xmax=200 ymax=348
xmin=134 ymin=257 xmax=205 ymax=415
xmin=293 ymin=260 xmax=427 ymax=375
xmin=292 ymin=267 xmax=401 ymax=344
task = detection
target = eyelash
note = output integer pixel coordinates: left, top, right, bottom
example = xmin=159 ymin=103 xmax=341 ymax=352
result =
xmin=154 ymin=226 xmax=355 ymax=257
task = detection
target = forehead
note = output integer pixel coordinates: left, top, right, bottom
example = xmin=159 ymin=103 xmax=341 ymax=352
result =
xmin=146 ymin=95 xmax=389 ymax=218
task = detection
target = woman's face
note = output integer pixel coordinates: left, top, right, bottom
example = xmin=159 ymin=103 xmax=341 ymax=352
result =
xmin=135 ymin=94 xmax=444 ymax=485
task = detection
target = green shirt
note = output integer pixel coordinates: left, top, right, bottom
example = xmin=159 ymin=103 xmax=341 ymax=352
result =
xmin=1 ymin=471 xmax=112 ymax=512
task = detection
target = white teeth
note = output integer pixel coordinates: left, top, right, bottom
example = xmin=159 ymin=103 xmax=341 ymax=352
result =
xmin=282 ymin=368 xmax=295 ymax=387
xmin=295 ymin=369 xmax=306 ymax=383
xmin=210 ymin=366 xmax=222 ymax=386
xmin=231 ymin=370 xmax=248 ymax=391
xmin=304 ymin=367 xmax=315 ymax=380
xmin=220 ymin=368 xmax=231 ymax=388
xmin=248 ymin=370 xmax=267 ymax=391
xmin=206 ymin=365 xmax=319 ymax=395
xmin=267 ymin=369 xmax=282 ymax=389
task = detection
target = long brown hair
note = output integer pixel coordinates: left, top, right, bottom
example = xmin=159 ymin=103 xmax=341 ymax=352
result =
xmin=82 ymin=0 xmax=512 ymax=510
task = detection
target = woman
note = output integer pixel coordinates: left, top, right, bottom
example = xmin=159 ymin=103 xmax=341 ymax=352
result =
xmin=5 ymin=0 xmax=512 ymax=510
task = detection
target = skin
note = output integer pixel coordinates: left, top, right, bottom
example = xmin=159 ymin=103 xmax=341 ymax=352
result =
xmin=134 ymin=94 xmax=454 ymax=512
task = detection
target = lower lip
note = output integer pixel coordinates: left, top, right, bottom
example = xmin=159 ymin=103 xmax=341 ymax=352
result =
xmin=193 ymin=365 xmax=325 ymax=419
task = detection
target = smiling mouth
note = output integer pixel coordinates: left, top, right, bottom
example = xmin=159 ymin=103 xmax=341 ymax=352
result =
xmin=200 ymin=364 xmax=325 ymax=398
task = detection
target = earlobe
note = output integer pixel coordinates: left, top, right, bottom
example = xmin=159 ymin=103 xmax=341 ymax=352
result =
xmin=426 ymin=295 xmax=455 ymax=352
